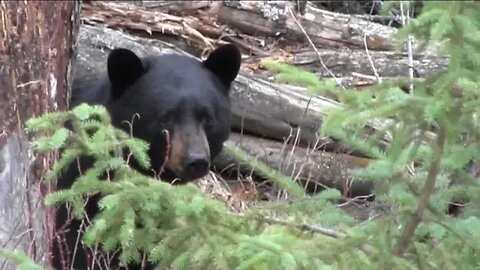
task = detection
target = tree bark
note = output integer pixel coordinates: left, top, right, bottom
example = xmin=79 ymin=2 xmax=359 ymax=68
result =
xmin=0 ymin=1 xmax=80 ymax=269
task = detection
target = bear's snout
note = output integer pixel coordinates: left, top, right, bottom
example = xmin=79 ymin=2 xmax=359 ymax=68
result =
xmin=184 ymin=152 xmax=210 ymax=180
xmin=165 ymin=123 xmax=211 ymax=182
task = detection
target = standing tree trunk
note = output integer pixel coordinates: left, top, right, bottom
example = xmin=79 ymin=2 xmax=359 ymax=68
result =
xmin=0 ymin=1 xmax=80 ymax=269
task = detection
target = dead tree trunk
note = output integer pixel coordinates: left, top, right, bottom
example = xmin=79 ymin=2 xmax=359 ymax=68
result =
xmin=0 ymin=1 xmax=80 ymax=269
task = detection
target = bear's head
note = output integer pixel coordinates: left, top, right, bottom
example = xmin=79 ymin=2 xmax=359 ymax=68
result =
xmin=104 ymin=44 xmax=241 ymax=183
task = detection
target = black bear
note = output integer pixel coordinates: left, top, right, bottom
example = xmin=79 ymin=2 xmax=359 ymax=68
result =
xmin=51 ymin=44 xmax=241 ymax=270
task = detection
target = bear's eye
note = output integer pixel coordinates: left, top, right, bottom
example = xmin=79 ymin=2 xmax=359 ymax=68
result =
xmin=197 ymin=107 xmax=214 ymax=128
xmin=158 ymin=113 xmax=173 ymax=124
xmin=202 ymin=113 xmax=214 ymax=128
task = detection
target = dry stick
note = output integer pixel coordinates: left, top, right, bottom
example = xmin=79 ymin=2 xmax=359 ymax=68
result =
xmin=261 ymin=215 xmax=345 ymax=238
xmin=228 ymin=211 xmax=346 ymax=238
xmin=400 ymin=2 xmax=415 ymax=94
xmin=286 ymin=6 xmax=345 ymax=90
xmin=394 ymin=126 xmax=446 ymax=256
xmin=233 ymin=213 xmax=376 ymax=255
xmin=362 ymin=25 xmax=393 ymax=143
xmin=157 ymin=129 xmax=171 ymax=178
xmin=400 ymin=3 xmax=417 ymax=175
xmin=363 ymin=33 xmax=382 ymax=84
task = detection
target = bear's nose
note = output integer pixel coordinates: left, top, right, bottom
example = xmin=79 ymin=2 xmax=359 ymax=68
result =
xmin=184 ymin=154 xmax=210 ymax=179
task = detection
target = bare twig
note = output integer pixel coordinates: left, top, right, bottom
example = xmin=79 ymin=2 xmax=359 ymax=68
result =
xmin=157 ymin=129 xmax=171 ymax=179
xmin=230 ymin=212 xmax=376 ymax=256
xmin=400 ymin=2 xmax=417 ymax=174
xmin=286 ymin=6 xmax=345 ymax=89
xmin=400 ymin=2 xmax=415 ymax=94
xmin=230 ymin=211 xmax=345 ymax=238
xmin=363 ymin=34 xmax=382 ymax=83
xmin=262 ymin=215 xmax=345 ymax=238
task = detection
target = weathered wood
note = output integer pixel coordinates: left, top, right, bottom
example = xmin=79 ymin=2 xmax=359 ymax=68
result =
xmin=78 ymin=2 xmax=448 ymax=82
xmin=214 ymin=133 xmax=374 ymax=197
xmin=79 ymin=1 xmax=396 ymax=54
xmin=292 ymin=49 xmax=448 ymax=78
xmin=0 ymin=1 xmax=80 ymax=269
xmin=141 ymin=0 xmax=212 ymax=16
xmin=218 ymin=1 xmax=396 ymax=51
xmin=80 ymin=2 xmax=221 ymax=50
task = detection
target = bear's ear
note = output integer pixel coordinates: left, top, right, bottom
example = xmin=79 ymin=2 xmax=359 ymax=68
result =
xmin=203 ymin=44 xmax=241 ymax=89
xmin=107 ymin=48 xmax=144 ymax=99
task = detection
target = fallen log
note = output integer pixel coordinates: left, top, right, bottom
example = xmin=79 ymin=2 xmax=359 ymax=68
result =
xmin=217 ymin=2 xmax=395 ymax=51
xmin=74 ymin=24 xmax=376 ymax=196
xmin=291 ymin=49 xmax=448 ymax=79
xmin=79 ymin=2 xmax=448 ymax=86
xmin=214 ymin=133 xmax=374 ymax=197
xmin=78 ymin=2 xmax=399 ymax=54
